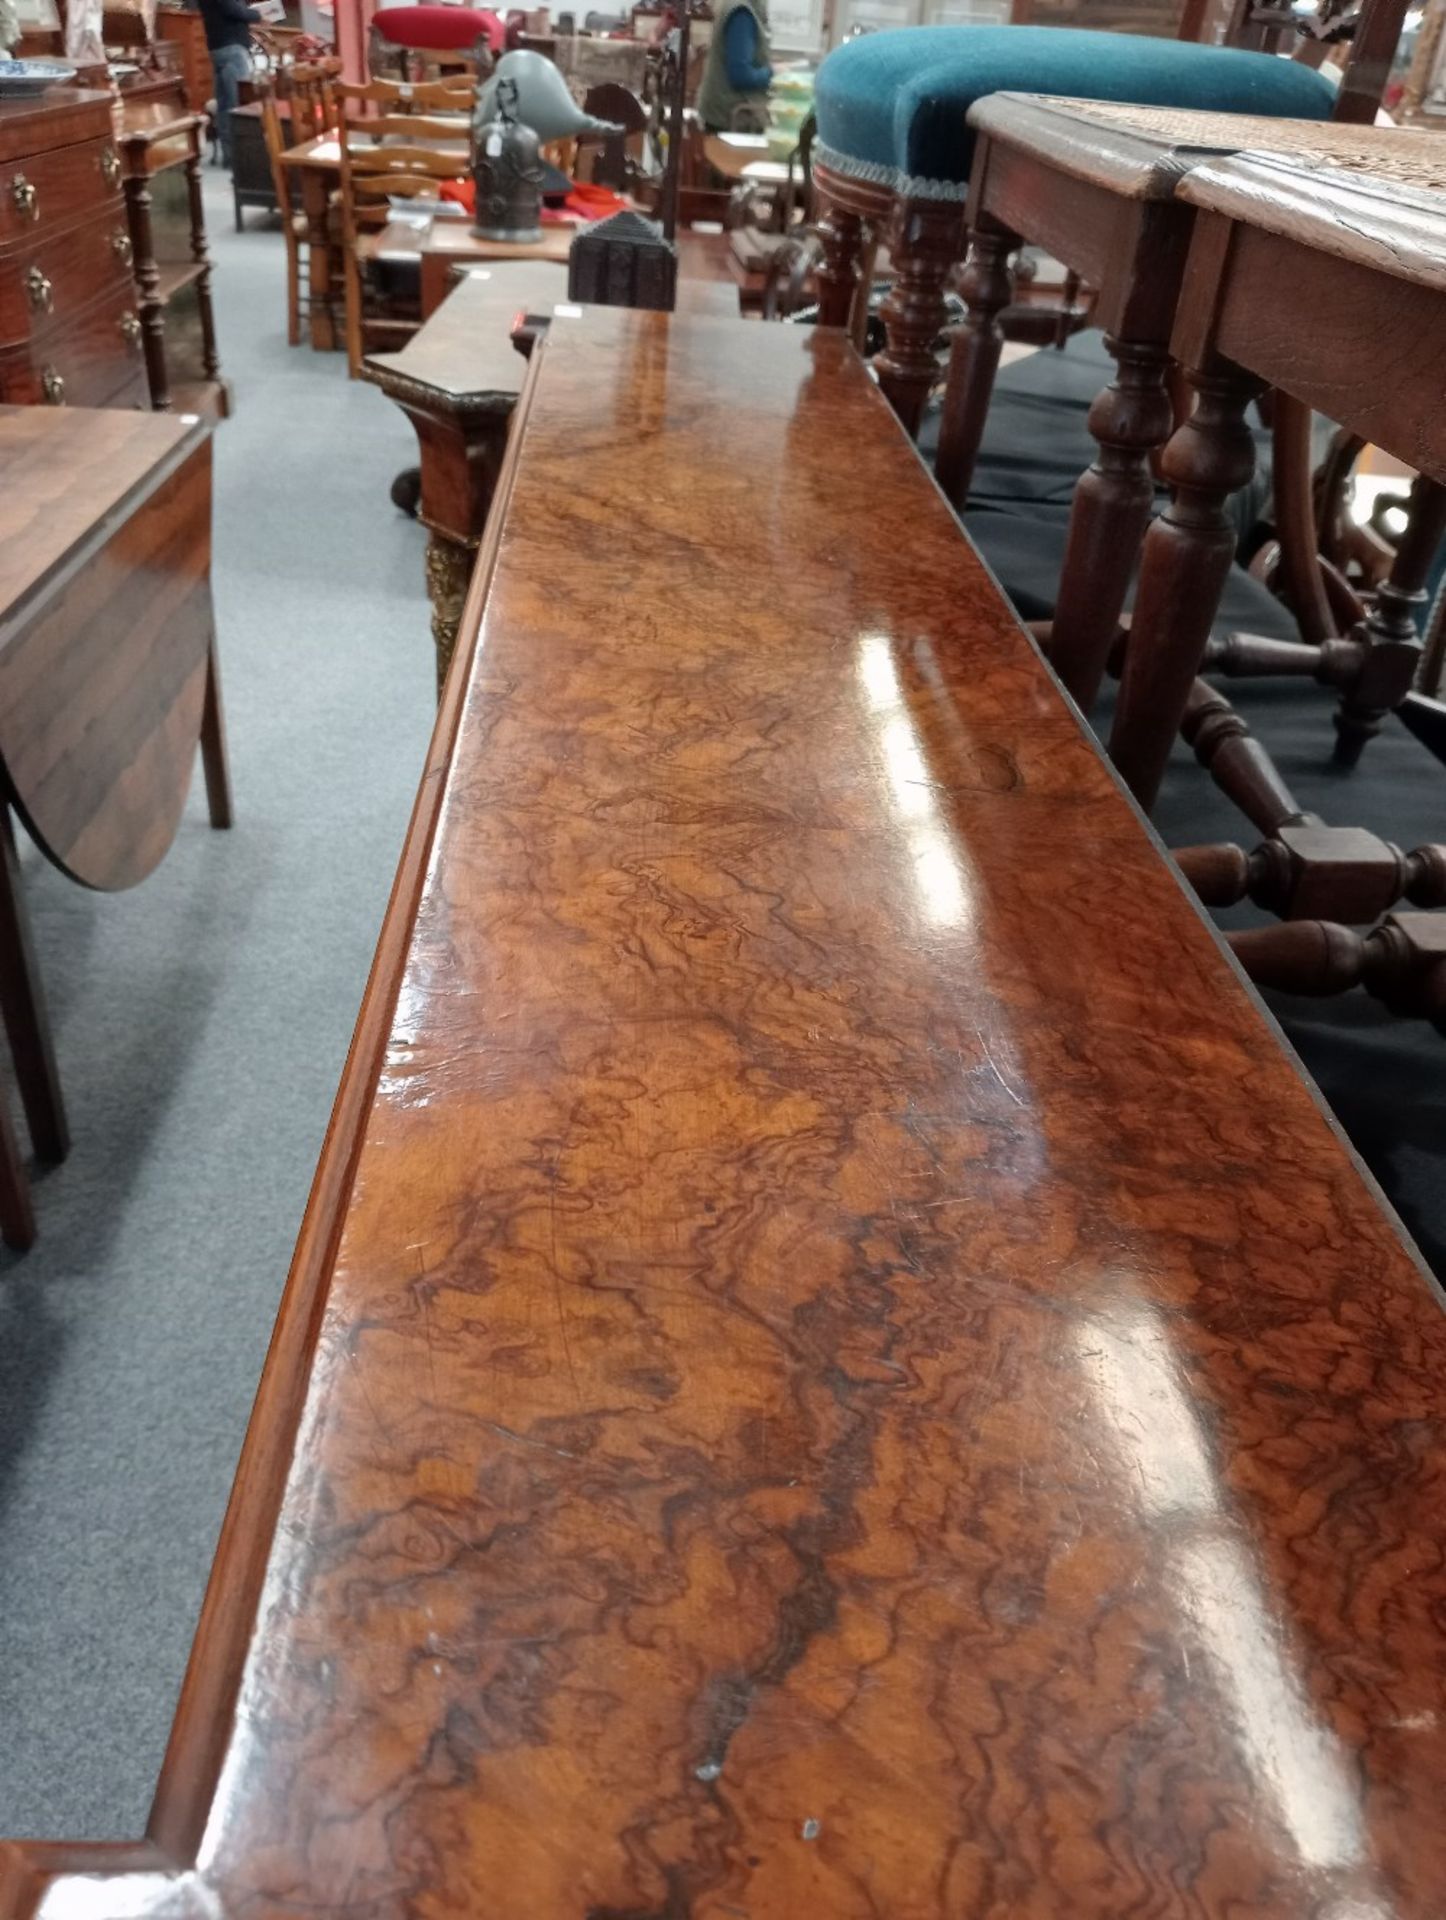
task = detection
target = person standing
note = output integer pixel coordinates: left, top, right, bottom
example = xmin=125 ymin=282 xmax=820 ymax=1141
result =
xmin=198 ymin=0 xmax=262 ymax=168
xmin=697 ymin=0 xmax=772 ymax=133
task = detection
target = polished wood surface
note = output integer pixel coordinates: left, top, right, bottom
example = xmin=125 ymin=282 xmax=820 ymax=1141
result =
xmin=0 ymin=405 xmax=226 ymax=890
xmin=5 ymin=311 xmax=1446 ymax=1915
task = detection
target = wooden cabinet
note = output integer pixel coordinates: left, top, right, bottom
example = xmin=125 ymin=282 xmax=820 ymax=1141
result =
xmin=156 ymin=3 xmax=215 ymax=116
xmin=118 ymin=100 xmax=231 ymax=415
xmin=0 ymin=90 xmax=149 ymax=411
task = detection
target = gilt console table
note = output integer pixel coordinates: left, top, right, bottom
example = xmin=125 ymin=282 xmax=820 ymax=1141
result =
xmin=0 ymin=404 xmax=232 ymax=1246
xmin=3 ymin=310 xmax=1444 ymax=1916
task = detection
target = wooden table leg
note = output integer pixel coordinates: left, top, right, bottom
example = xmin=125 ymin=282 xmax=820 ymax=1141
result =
xmin=0 ymin=810 xmax=69 ymax=1164
xmin=186 ymin=144 xmax=222 ymax=386
xmin=0 ymin=1088 xmax=35 ymax=1252
xmin=125 ymin=174 xmax=170 ymax=412
xmin=424 ymin=535 xmax=474 ymax=696
xmin=200 ymin=640 xmax=234 ymax=830
xmin=1108 ymin=355 xmax=1263 ymax=811
xmin=1049 ymin=333 xmax=1175 ymax=715
xmin=934 ymin=217 xmax=1017 ymax=510
xmin=875 ymin=196 xmax=965 ymax=439
xmin=301 ymin=169 xmax=338 ymax=353
xmin=814 ymin=196 xmax=864 ymax=330
xmin=1331 ymin=476 xmax=1446 ymax=767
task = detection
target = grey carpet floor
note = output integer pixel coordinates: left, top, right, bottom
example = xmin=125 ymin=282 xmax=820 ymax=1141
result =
xmin=0 ymin=172 xmax=436 ymax=1840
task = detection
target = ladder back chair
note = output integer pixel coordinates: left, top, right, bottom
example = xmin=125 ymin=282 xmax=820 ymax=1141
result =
xmin=336 ymin=114 xmax=471 ymax=374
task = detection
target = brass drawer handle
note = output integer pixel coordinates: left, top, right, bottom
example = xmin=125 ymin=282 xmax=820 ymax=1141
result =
xmin=41 ymin=365 xmax=64 ymax=405
xmin=24 ymin=265 xmax=53 ymax=314
xmin=12 ymin=173 xmax=38 ymax=222
xmin=99 ymin=146 xmax=121 ymax=188
xmin=111 ymin=228 xmax=133 ymax=266
xmin=119 ymin=311 xmax=142 ymax=350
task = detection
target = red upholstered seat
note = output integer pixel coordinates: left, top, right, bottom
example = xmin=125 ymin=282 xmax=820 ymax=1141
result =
xmin=371 ymin=6 xmax=505 ymax=53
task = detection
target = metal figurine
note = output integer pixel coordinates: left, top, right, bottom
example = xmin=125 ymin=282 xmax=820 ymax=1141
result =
xmin=471 ymin=76 xmax=545 ymax=244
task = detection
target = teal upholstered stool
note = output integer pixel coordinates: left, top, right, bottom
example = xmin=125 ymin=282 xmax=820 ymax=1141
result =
xmin=811 ymin=25 xmax=1337 ymax=429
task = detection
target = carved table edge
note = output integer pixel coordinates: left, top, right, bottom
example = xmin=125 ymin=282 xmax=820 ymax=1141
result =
xmin=360 ymin=358 xmax=522 ymax=419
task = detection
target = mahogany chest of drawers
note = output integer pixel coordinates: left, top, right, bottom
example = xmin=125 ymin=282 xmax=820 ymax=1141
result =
xmin=0 ymin=89 xmax=148 ymax=410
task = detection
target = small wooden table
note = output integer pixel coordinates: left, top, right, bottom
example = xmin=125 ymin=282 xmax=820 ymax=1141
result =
xmin=0 ymin=405 xmax=232 ymax=1246
xmin=7 ymin=311 xmax=1446 ymax=1916
xmin=1110 ymin=141 xmax=1446 ymax=806
xmin=936 ymin=97 xmax=1446 ymax=727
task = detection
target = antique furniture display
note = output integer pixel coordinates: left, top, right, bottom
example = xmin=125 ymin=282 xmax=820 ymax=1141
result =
xmin=4 ymin=309 xmax=1446 ymax=1916
xmin=118 ymin=98 xmax=228 ymax=414
xmin=0 ymin=87 xmax=147 ymax=409
xmin=0 ymin=403 xmax=231 ymax=1243
xmin=1111 ymin=144 xmax=1446 ymax=809
xmin=934 ymin=97 xmax=1446 ymax=753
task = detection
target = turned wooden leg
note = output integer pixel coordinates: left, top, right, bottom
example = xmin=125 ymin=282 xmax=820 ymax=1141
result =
xmin=0 ymin=811 xmax=68 ymax=1165
xmin=815 ymin=196 xmax=864 ymax=331
xmin=1333 ymin=475 xmax=1446 ymax=767
xmin=1181 ymin=680 xmax=1315 ymax=838
xmin=186 ymin=146 xmax=222 ymax=384
xmin=934 ymin=218 xmax=1017 ymax=511
xmin=125 ymin=176 xmax=171 ymax=412
xmin=1108 ymin=356 xmax=1263 ymax=810
xmin=876 ymin=197 xmax=965 ymax=439
xmin=201 ymin=641 xmax=234 ymax=830
xmin=425 ymin=536 xmax=473 ymax=698
xmin=0 ymin=1088 xmax=35 ymax=1252
xmin=1049 ymin=335 xmax=1174 ymax=714
xmin=1229 ymin=914 xmax=1446 ymax=1029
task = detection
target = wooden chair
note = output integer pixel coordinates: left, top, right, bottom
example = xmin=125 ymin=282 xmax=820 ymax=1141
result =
xmin=259 ymin=82 xmax=310 ymax=347
xmin=335 ymin=74 xmax=477 ymax=119
xmin=336 ymin=115 xmax=469 ymax=375
xmin=287 ymin=56 xmax=343 ymax=145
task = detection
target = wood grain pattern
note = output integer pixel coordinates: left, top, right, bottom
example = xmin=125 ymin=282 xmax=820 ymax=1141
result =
xmin=5 ymin=313 xmax=1446 ymax=1918
xmin=0 ymin=406 xmax=221 ymax=890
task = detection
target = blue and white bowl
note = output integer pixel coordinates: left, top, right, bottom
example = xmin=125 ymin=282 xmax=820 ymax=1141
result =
xmin=0 ymin=60 xmax=78 ymax=97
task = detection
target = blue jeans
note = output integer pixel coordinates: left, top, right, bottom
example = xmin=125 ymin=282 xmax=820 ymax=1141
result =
xmin=211 ymin=43 xmax=252 ymax=168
